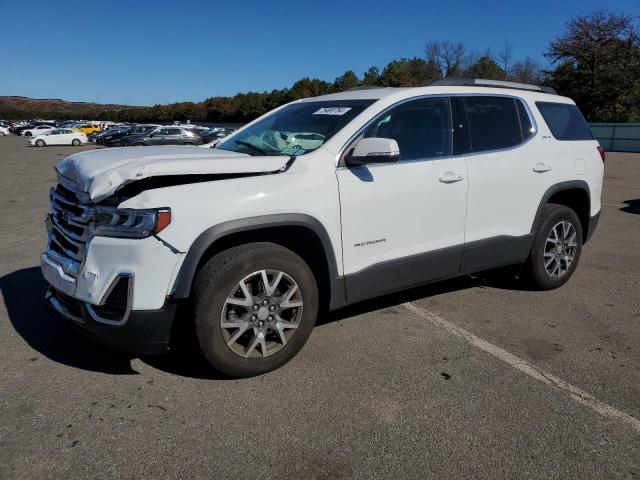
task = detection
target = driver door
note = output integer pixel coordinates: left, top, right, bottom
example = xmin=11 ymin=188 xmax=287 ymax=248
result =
xmin=336 ymin=97 xmax=468 ymax=302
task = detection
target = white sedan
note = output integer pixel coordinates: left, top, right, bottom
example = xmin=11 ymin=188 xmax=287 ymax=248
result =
xmin=0 ymin=126 xmax=10 ymax=136
xmin=21 ymin=125 xmax=53 ymax=136
xmin=29 ymin=129 xmax=88 ymax=147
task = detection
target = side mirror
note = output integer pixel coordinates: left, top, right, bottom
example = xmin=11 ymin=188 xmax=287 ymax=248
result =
xmin=346 ymin=137 xmax=400 ymax=166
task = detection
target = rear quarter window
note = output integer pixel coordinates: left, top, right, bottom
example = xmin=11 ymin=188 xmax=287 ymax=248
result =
xmin=536 ymin=102 xmax=593 ymax=141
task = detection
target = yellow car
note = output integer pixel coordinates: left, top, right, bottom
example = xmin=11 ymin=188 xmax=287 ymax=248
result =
xmin=73 ymin=124 xmax=101 ymax=135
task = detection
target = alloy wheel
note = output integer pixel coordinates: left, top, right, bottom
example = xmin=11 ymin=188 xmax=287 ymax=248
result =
xmin=220 ymin=269 xmax=303 ymax=358
xmin=543 ymin=220 xmax=578 ymax=278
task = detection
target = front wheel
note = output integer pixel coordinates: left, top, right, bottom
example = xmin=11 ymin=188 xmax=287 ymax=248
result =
xmin=71 ymin=139 xmax=81 ymax=146
xmin=24 ymin=132 xmax=32 ymax=136
xmin=523 ymin=204 xmax=583 ymax=290
xmin=35 ymin=139 xmax=45 ymax=147
xmin=193 ymin=242 xmax=319 ymax=377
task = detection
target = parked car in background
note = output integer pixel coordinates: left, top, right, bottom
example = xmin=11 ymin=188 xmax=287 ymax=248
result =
xmin=0 ymin=125 xmax=10 ymax=136
xmin=121 ymin=126 xmax=204 ymax=146
xmin=105 ymin=124 xmax=160 ymax=146
xmin=22 ymin=124 xmax=54 ymax=136
xmin=90 ymin=126 xmax=129 ymax=143
xmin=14 ymin=122 xmax=47 ymax=135
xmin=56 ymin=121 xmax=82 ymax=129
xmin=96 ymin=126 xmax=134 ymax=146
xmin=29 ymin=128 xmax=87 ymax=147
xmin=201 ymin=128 xmax=236 ymax=144
xmin=198 ymin=128 xmax=237 ymax=148
xmin=74 ymin=124 xmax=101 ymax=135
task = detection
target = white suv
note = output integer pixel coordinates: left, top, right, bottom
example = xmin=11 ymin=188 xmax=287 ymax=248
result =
xmin=42 ymin=78 xmax=604 ymax=377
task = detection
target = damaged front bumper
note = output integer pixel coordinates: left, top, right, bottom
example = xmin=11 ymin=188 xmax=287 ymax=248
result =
xmin=46 ymin=286 xmax=176 ymax=355
xmin=41 ymin=234 xmax=184 ymax=354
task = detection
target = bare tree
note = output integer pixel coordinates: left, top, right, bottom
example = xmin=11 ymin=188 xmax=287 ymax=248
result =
xmin=425 ymin=41 xmax=468 ymax=77
xmin=510 ymin=57 xmax=543 ymax=84
xmin=425 ymin=41 xmax=440 ymax=66
xmin=498 ymin=40 xmax=514 ymax=74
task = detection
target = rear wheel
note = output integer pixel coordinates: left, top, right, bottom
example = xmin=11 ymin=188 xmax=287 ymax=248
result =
xmin=523 ymin=204 xmax=583 ymax=290
xmin=133 ymin=142 xmax=145 ymax=146
xmin=71 ymin=138 xmax=81 ymax=146
xmin=24 ymin=131 xmax=32 ymax=136
xmin=35 ymin=139 xmax=45 ymax=147
xmin=193 ymin=242 xmax=318 ymax=377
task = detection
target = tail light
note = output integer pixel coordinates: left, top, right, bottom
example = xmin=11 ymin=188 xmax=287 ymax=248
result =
xmin=597 ymin=145 xmax=605 ymax=164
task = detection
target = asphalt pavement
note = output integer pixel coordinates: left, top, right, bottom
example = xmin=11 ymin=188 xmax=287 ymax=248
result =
xmin=0 ymin=136 xmax=638 ymax=479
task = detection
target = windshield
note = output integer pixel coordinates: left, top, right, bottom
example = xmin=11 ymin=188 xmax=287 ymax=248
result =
xmin=217 ymin=100 xmax=375 ymax=156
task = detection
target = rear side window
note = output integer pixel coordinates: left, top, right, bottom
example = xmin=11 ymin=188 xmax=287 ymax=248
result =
xmin=536 ymin=102 xmax=593 ymax=141
xmin=463 ymin=96 xmax=523 ymax=152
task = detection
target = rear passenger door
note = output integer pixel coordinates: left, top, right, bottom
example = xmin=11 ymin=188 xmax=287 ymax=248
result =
xmin=459 ymin=95 xmax=557 ymax=272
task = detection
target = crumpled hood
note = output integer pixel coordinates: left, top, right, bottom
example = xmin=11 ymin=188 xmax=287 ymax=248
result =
xmin=55 ymin=146 xmax=291 ymax=202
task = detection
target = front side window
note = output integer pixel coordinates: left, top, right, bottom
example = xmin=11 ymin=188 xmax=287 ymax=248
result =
xmin=463 ymin=96 xmax=523 ymax=152
xmin=364 ymin=97 xmax=452 ymax=161
xmin=536 ymin=102 xmax=593 ymax=141
xmin=217 ymin=100 xmax=375 ymax=156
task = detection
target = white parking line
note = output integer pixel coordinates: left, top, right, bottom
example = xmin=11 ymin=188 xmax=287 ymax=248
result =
xmin=402 ymin=302 xmax=640 ymax=434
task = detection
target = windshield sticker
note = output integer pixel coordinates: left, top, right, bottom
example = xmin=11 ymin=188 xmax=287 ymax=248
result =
xmin=313 ymin=107 xmax=352 ymax=116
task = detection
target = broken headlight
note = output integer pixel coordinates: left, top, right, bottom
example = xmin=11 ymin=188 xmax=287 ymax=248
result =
xmin=92 ymin=207 xmax=171 ymax=239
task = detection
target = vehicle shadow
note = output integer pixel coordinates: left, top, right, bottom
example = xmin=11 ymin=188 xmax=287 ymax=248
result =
xmin=620 ymin=199 xmax=640 ymax=215
xmin=318 ymin=268 xmax=532 ymax=326
xmin=0 ymin=267 xmax=137 ymax=375
xmin=1 ymin=265 xmax=532 ymax=380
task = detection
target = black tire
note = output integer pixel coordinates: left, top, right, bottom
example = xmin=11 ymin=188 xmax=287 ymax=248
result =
xmin=24 ymin=131 xmax=32 ymax=136
xmin=133 ymin=142 xmax=145 ymax=146
xmin=523 ymin=203 xmax=583 ymax=290
xmin=71 ymin=139 xmax=81 ymax=146
xmin=35 ymin=139 xmax=45 ymax=147
xmin=193 ymin=242 xmax=318 ymax=377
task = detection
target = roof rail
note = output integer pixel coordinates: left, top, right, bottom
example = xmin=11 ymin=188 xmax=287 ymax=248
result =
xmin=428 ymin=77 xmax=557 ymax=95
xmin=344 ymin=86 xmax=392 ymax=91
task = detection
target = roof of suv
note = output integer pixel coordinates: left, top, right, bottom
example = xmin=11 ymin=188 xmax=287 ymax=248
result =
xmin=299 ymin=85 xmax=572 ymax=104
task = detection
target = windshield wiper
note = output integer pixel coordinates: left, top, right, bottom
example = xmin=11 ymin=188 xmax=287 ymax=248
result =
xmin=235 ymin=140 xmax=266 ymax=156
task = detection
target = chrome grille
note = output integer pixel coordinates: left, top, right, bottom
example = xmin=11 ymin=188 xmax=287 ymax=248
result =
xmin=48 ymin=184 xmax=93 ymax=276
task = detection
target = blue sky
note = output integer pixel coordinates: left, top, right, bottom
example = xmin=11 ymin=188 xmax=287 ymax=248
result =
xmin=0 ymin=0 xmax=636 ymax=105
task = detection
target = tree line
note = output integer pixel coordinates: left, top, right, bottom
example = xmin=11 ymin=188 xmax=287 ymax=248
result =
xmin=16 ymin=10 xmax=640 ymax=124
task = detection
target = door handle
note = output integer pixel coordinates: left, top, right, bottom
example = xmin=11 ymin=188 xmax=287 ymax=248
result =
xmin=439 ymin=171 xmax=464 ymax=183
xmin=533 ymin=162 xmax=552 ymax=173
